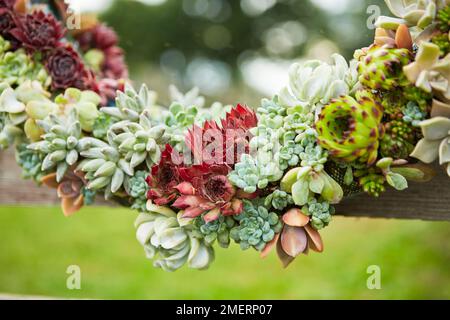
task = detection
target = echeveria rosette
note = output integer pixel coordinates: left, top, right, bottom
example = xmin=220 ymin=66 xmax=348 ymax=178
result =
xmin=356 ymin=44 xmax=411 ymax=91
xmin=230 ymin=199 xmax=283 ymax=251
xmin=301 ymin=198 xmax=335 ymax=230
xmin=264 ymin=190 xmax=294 ymax=211
xmin=135 ymin=204 xmax=214 ymax=272
xmin=279 ymin=54 xmax=358 ymax=115
xmin=316 ymin=93 xmax=385 ymax=166
xmin=411 ymin=116 xmax=450 ymax=175
xmin=228 ymin=153 xmax=284 ymax=194
xmin=27 ymin=111 xmax=83 ymax=182
xmin=192 ymin=214 xmax=236 ymax=248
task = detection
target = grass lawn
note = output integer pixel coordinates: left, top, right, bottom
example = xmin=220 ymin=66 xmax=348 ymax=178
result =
xmin=0 ymin=205 xmax=448 ymax=299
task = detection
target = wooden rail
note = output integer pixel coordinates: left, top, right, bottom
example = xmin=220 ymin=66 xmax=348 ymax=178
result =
xmin=1 ymin=149 xmax=450 ymax=221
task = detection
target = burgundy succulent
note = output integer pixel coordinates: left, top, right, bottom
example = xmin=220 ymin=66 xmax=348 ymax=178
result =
xmin=102 ymin=46 xmax=128 ymax=79
xmin=146 ymin=145 xmax=183 ymax=206
xmin=0 ymin=8 xmax=15 ymax=38
xmin=46 ymin=45 xmax=87 ymax=90
xmin=0 ymin=0 xmax=17 ymax=42
xmin=77 ymin=24 xmax=118 ymax=51
xmin=0 ymin=0 xmax=15 ymax=9
xmin=75 ymin=24 xmax=128 ymax=80
xmin=10 ymin=10 xmax=65 ymax=51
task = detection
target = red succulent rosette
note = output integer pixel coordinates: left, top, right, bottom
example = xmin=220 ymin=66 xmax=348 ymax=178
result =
xmin=186 ymin=104 xmax=257 ymax=166
xmin=146 ymin=144 xmax=183 ymax=206
xmin=77 ymin=24 xmax=119 ymax=51
xmin=172 ymin=164 xmax=244 ymax=222
xmin=10 ymin=10 xmax=65 ymax=52
xmin=46 ymin=45 xmax=88 ymax=90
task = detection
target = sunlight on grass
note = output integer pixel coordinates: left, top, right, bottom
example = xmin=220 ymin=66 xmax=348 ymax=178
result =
xmin=0 ymin=206 xmax=448 ymax=299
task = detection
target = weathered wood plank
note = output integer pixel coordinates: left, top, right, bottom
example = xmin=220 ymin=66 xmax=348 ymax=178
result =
xmin=1 ymin=150 xmax=450 ymax=221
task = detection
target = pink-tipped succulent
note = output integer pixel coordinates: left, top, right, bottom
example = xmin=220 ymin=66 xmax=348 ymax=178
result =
xmin=173 ymin=164 xmax=244 ymax=222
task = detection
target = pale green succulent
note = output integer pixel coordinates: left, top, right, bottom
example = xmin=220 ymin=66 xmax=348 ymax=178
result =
xmin=192 ymin=214 xmax=236 ymax=248
xmin=125 ymin=170 xmax=149 ymax=212
xmin=375 ymin=0 xmax=449 ymax=31
xmin=0 ymin=112 xmax=22 ymax=149
xmin=281 ymin=166 xmax=344 ymax=207
xmin=257 ymin=97 xmax=288 ymax=129
xmin=77 ymin=137 xmax=132 ymax=196
xmin=264 ymin=190 xmax=294 ymax=211
xmin=404 ymin=43 xmax=450 ymax=103
xmin=0 ymin=37 xmax=51 ymax=89
xmin=0 ymin=81 xmax=52 ymax=147
xmin=301 ymin=198 xmax=335 ymax=230
xmin=107 ymin=110 xmax=167 ymax=170
xmin=169 ymin=85 xmax=205 ymax=108
xmin=101 ymin=83 xmax=159 ymax=122
xmin=230 ymin=200 xmax=283 ymax=251
xmin=410 ymin=116 xmax=450 ymax=175
xmin=27 ymin=111 xmax=82 ymax=182
xmin=135 ymin=205 xmax=215 ymax=272
xmin=229 ymin=153 xmax=284 ymax=193
xmin=53 ymin=88 xmax=101 ymax=132
xmin=279 ymin=54 xmax=358 ymax=114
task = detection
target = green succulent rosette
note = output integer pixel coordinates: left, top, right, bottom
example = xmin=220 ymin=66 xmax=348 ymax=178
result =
xmin=316 ymin=92 xmax=385 ymax=166
xmin=230 ymin=200 xmax=283 ymax=251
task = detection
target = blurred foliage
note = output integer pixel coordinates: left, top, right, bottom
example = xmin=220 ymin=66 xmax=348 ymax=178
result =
xmin=101 ymin=0 xmax=387 ymax=77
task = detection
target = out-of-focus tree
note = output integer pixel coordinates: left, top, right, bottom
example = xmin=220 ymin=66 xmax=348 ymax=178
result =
xmin=101 ymin=0 xmax=389 ymax=96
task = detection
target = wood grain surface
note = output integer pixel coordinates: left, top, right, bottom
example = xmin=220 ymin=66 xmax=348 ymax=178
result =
xmin=1 ymin=149 xmax=449 ymax=221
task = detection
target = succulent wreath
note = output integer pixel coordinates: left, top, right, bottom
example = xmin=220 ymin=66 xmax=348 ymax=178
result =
xmin=1 ymin=0 xmax=449 ymax=271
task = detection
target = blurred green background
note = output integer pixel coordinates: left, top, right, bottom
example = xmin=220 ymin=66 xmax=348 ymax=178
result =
xmin=0 ymin=0 xmax=449 ymax=299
